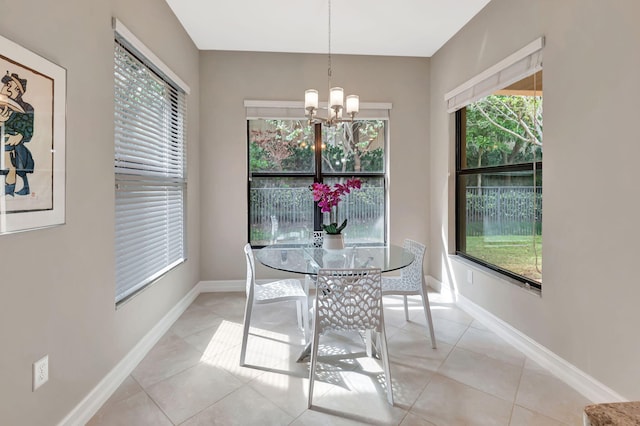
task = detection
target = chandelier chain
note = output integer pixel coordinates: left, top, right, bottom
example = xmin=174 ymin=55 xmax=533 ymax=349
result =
xmin=327 ymin=0 xmax=332 ymax=87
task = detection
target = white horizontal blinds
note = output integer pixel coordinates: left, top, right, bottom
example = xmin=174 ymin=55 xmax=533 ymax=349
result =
xmin=114 ymin=36 xmax=187 ymax=303
xmin=244 ymin=100 xmax=391 ymax=120
xmin=114 ymin=42 xmax=186 ymax=177
xmin=445 ymin=37 xmax=544 ymax=113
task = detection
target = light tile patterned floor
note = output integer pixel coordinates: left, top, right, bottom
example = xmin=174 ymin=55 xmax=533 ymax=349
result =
xmin=88 ymin=292 xmax=589 ymax=425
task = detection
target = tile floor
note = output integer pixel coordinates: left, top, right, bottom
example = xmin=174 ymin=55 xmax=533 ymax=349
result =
xmin=88 ymin=291 xmax=590 ymax=425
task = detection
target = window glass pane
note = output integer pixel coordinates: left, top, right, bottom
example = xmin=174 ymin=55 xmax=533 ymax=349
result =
xmin=463 ymin=71 xmax=542 ymax=169
xmin=323 ymin=177 xmax=385 ymax=244
xmin=248 ymin=120 xmax=314 ymax=173
xmin=247 ymin=117 xmax=387 ymax=247
xmin=249 ymin=177 xmax=314 ymax=246
xmin=458 ymin=169 xmax=542 ymax=283
xmin=322 ymin=120 xmax=385 ymax=173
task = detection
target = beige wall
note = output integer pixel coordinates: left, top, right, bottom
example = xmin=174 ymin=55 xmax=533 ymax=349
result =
xmin=199 ymin=51 xmax=430 ymax=281
xmin=0 ymin=0 xmax=200 ymax=424
xmin=430 ymin=0 xmax=640 ymax=399
xmin=4 ymin=0 xmax=639 ymax=421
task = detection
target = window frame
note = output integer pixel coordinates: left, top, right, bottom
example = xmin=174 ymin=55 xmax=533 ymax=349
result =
xmin=455 ymin=109 xmax=542 ymax=290
xmin=113 ymin=20 xmax=189 ymax=305
xmin=448 ymin=38 xmax=544 ymax=290
xmin=247 ymin=120 xmax=388 ymax=248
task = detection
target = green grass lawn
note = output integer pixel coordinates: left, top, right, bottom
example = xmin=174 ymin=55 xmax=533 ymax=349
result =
xmin=465 ymin=235 xmax=542 ymax=283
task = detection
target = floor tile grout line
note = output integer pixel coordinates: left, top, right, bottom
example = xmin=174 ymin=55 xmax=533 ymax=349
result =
xmin=393 ymin=317 xmax=470 ymax=425
xmin=511 ymin=366 xmax=577 ymax=425
xmin=506 ymin=356 xmax=528 ymax=426
xmin=401 ymin=371 xmax=437 ymax=424
xmin=429 ymin=321 xmax=524 ymax=410
xmin=140 ymin=383 xmax=178 ymax=425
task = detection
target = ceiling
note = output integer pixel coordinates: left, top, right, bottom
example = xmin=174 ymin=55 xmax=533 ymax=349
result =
xmin=165 ymin=0 xmax=492 ymax=58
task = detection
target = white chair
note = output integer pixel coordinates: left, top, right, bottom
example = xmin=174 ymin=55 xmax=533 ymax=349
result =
xmin=308 ymin=268 xmax=393 ymax=408
xmin=304 ymin=230 xmax=324 ymax=289
xmin=311 ymin=230 xmax=323 ymax=248
xmin=382 ymin=239 xmax=437 ymax=349
xmin=240 ymin=244 xmax=309 ymax=366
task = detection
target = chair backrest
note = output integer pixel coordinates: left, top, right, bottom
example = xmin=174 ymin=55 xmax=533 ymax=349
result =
xmin=311 ymin=230 xmax=324 ymax=248
xmin=400 ymin=239 xmax=426 ymax=287
xmin=315 ymin=268 xmax=383 ymax=334
xmin=243 ymin=244 xmax=256 ymax=299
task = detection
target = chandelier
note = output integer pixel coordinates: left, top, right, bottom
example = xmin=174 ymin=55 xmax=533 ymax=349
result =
xmin=304 ymin=0 xmax=359 ymax=126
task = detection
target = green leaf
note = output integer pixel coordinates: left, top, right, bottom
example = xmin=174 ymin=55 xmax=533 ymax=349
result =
xmin=322 ymin=219 xmax=348 ymax=234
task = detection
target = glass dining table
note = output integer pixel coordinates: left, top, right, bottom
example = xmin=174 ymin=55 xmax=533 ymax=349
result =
xmin=254 ymin=243 xmax=415 ymax=362
xmin=254 ymin=244 xmax=415 ymax=276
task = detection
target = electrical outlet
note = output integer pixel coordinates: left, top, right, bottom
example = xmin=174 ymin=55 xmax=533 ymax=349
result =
xmin=467 ymin=270 xmax=474 ymax=284
xmin=33 ymin=355 xmax=48 ymax=391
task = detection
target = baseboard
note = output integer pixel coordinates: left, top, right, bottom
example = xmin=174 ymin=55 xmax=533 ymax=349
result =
xmin=427 ymin=275 xmax=457 ymax=303
xmin=456 ymin=293 xmax=627 ymax=403
xmin=426 ymin=275 xmax=441 ymax=293
xmin=58 ymin=284 xmax=201 ymax=426
xmin=198 ymin=280 xmax=244 ymax=292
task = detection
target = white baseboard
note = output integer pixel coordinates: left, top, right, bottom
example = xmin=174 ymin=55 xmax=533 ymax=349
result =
xmin=426 ymin=275 xmax=441 ymax=293
xmin=456 ymin=293 xmax=627 ymax=403
xmin=427 ymin=275 xmax=457 ymax=303
xmin=198 ymin=280 xmax=244 ymax=292
xmin=58 ymin=284 xmax=201 ymax=426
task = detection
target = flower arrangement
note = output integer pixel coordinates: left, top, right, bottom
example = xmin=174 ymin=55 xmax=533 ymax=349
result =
xmin=310 ymin=178 xmax=362 ymax=234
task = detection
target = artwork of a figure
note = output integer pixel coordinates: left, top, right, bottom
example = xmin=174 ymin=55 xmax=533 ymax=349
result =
xmin=0 ymin=71 xmax=35 ymax=196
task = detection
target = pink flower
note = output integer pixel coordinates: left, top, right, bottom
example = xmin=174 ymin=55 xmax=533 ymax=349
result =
xmin=310 ymin=178 xmax=362 ymax=213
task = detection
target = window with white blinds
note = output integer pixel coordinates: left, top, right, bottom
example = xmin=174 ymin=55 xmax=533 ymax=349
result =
xmin=114 ymin=31 xmax=187 ymax=304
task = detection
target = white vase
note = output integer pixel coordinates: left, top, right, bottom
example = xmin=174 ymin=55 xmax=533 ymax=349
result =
xmin=322 ymin=233 xmax=344 ymax=250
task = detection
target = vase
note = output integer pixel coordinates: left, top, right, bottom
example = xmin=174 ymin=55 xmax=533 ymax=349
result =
xmin=322 ymin=233 xmax=344 ymax=250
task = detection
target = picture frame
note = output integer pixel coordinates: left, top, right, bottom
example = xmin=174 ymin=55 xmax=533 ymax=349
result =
xmin=0 ymin=34 xmax=66 ymax=234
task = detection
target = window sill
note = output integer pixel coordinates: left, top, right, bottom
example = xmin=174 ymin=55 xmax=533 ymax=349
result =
xmin=449 ymin=255 xmax=542 ymax=297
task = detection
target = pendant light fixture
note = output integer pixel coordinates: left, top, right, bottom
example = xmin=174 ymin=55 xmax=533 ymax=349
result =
xmin=304 ymin=0 xmax=359 ymax=125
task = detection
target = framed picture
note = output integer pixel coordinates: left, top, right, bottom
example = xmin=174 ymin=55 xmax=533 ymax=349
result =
xmin=0 ymin=34 xmax=66 ymax=234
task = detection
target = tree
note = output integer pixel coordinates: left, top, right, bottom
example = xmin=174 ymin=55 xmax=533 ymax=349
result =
xmin=249 ymin=120 xmax=313 ymax=171
xmin=322 ymin=120 xmax=384 ymax=173
xmin=249 ymin=119 xmax=384 ymax=173
xmin=466 ymin=95 xmax=542 ymax=168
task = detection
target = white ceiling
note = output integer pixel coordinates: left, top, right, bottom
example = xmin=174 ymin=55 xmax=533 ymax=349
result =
xmin=165 ymin=0 xmax=492 ymax=57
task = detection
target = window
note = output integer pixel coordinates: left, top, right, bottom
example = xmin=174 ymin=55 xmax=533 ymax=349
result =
xmin=114 ymin=20 xmax=188 ymax=304
xmin=449 ymin=38 xmax=543 ymax=289
xmin=247 ymin=116 xmax=387 ymax=247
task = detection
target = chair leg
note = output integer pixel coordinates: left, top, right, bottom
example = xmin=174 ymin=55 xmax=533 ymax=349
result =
xmin=379 ymin=328 xmax=394 ymax=405
xmin=403 ymin=295 xmax=409 ymax=321
xmin=308 ymin=329 xmax=320 ymax=408
xmin=365 ymin=329 xmax=373 ymax=357
xmin=296 ymin=300 xmax=303 ymax=330
xmin=420 ymin=286 xmax=437 ymax=349
xmin=240 ymin=301 xmax=253 ymax=366
xmin=302 ymin=298 xmax=309 ymax=344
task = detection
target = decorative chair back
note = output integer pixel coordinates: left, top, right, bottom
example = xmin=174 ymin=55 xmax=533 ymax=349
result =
xmin=312 ymin=230 xmax=324 ymax=248
xmin=309 ymin=267 xmax=393 ymax=407
xmin=315 ymin=268 xmax=383 ymax=334
xmin=400 ymin=239 xmax=426 ymax=289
